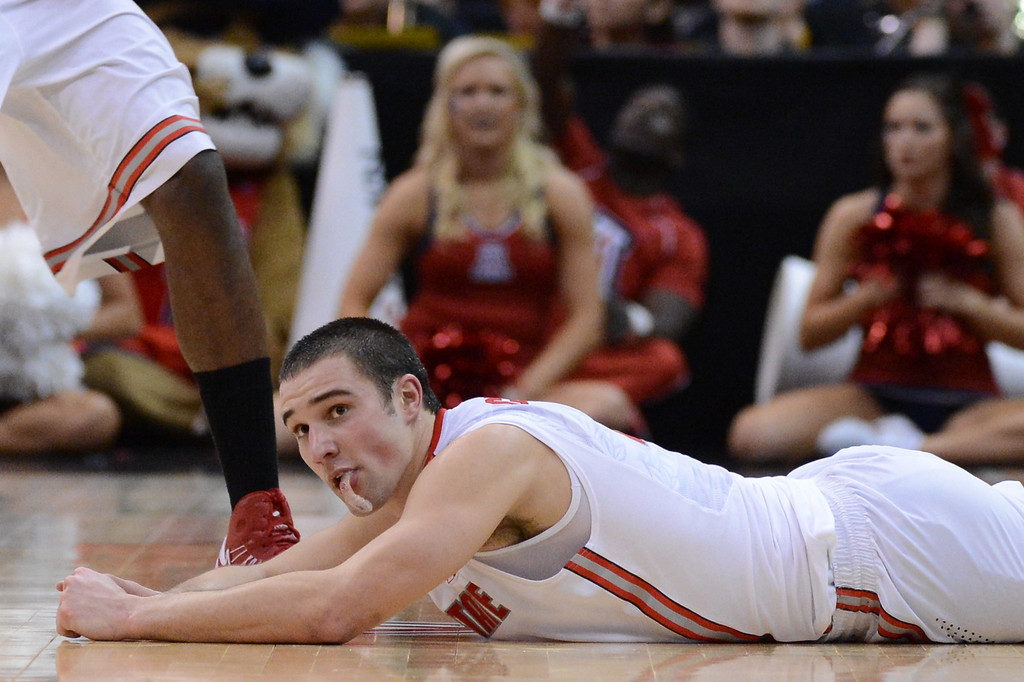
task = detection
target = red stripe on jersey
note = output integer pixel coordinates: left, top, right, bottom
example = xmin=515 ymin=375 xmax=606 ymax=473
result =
xmin=568 ymin=548 xmax=765 ymax=642
xmin=46 ymin=116 xmax=205 ymax=267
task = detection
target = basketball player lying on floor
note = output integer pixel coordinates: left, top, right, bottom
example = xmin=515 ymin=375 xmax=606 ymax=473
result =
xmin=57 ymin=318 xmax=1024 ymax=644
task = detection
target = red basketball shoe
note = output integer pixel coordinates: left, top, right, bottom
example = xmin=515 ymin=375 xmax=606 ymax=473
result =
xmin=216 ymin=488 xmax=300 ymax=567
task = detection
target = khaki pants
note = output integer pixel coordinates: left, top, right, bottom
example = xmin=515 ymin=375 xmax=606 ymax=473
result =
xmin=83 ymin=349 xmax=204 ymax=436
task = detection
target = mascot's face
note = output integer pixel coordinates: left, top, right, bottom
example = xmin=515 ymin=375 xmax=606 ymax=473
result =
xmin=191 ymin=45 xmax=314 ymax=169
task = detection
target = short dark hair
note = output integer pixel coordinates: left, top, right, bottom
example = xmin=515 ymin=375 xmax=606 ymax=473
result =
xmin=280 ymin=317 xmax=442 ymax=413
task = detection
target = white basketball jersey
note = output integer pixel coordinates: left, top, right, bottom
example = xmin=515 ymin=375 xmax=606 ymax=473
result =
xmin=427 ymin=398 xmax=837 ymax=642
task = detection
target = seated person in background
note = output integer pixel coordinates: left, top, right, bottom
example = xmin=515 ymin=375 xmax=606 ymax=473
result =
xmin=331 ymin=0 xmax=471 ymax=44
xmin=678 ymin=0 xmax=1005 ymax=55
xmin=137 ymin=0 xmax=338 ymax=47
xmin=712 ymin=0 xmax=809 ymax=54
xmin=676 ymin=0 xmax=810 ymax=54
xmin=338 ymin=37 xmax=620 ymax=425
xmin=728 ymin=73 xmax=1024 ymax=467
xmin=450 ymin=0 xmax=542 ymax=40
xmin=873 ymin=0 xmax=1021 ymax=55
xmin=57 ymin=316 xmax=1024 ymax=645
xmin=0 ymin=167 xmax=143 ymax=456
xmin=498 ymin=0 xmax=545 ymax=40
xmin=585 ymin=0 xmax=679 ymax=49
xmin=943 ymin=0 xmax=1022 ymax=55
xmin=0 ymin=274 xmax=143 ymax=458
xmin=80 ymin=265 xmax=208 ymax=445
xmin=532 ymin=6 xmax=709 ymax=433
xmin=796 ymin=0 xmax=891 ymax=51
xmin=535 ymin=0 xmax=679 ymax=49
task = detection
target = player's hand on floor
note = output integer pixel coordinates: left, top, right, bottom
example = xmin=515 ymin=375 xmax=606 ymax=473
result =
xmin=56 ymin=567 xmax=134 ymax=640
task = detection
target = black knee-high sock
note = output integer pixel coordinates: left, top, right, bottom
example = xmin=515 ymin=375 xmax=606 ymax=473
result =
xmin=194 ymin=357 xmax=279 ymax=509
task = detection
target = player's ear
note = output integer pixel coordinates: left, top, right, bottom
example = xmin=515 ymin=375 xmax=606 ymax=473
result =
xmin=395 ymin=373 xmax=423 ymax=420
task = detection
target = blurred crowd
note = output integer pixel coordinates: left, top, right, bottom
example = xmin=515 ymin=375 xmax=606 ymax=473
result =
xmin=134 ymin=0 xmax=1024 ymax=55
xmin=4 ymin=0 xmax=1024 ymax=469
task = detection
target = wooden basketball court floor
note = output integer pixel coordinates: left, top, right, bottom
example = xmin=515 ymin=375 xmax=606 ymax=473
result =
xmin=4 ymin=450 xmax=1024 ymax=681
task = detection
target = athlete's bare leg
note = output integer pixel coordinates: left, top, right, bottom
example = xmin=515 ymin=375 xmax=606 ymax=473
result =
xmin=141 ymin=150 xmax=299 ymax=565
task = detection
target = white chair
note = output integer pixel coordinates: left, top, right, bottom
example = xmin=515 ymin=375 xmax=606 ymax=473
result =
xmin=754 ymin=255 xmax=1024 ymax=403
xmin=754 ymin=256 xmax=861 ymax=403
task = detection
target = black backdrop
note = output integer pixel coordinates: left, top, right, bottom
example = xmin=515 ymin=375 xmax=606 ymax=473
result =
xmin=340 ymin=48 xmax=1024 ymax=461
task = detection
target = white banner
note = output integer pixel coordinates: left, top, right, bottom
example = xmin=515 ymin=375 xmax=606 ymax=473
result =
xmin=289 ymin=72 xmax=400 ymax=348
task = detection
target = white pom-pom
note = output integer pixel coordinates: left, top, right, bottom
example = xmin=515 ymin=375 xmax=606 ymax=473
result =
xmin=1 ymin=343 xmax=84 ymax=401
xmin=0 ymin=220 xmax=95 ymax=400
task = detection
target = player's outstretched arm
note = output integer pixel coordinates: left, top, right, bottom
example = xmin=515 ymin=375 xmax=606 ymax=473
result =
xmin=55 ymin=506 xmax=403 ymax=639
xmin=56 ymin=423 xmax=563 ymax=643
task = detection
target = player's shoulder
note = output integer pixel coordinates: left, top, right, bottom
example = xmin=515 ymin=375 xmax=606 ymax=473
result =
xmin=442 ymin=397 xmax=558 ymax=433
xmin=434 ymin=399 xmax=548 ymax=459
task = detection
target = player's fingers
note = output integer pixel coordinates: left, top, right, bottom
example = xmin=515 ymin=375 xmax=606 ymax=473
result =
xmin=56 ymin=603 xmax=81 ymax=639
xmin=57 ymin=624 xmax=81 ymax=639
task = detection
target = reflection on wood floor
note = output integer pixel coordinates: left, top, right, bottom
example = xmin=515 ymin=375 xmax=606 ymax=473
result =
xmin=3 ymin=451 xmax=1024 ymax=681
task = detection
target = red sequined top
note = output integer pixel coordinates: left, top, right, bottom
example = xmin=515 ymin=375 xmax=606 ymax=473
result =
xmin=849 ymin=193 xmax=999 ymax=393
xmin=400 ymin=211 xmax=559 ymax=408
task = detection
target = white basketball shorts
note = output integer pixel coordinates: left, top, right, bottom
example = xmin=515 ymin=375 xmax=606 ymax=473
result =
xmin=791 ymin=445 xmax=1024 ymax=643
xmin=0 ymin=0 xmax=215 ymax=289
